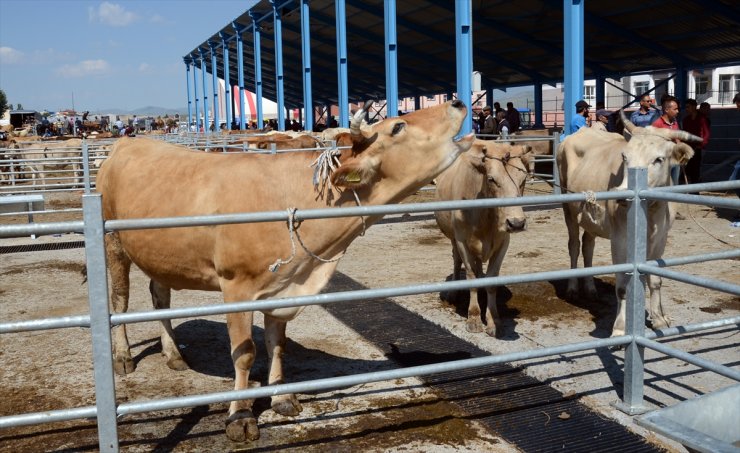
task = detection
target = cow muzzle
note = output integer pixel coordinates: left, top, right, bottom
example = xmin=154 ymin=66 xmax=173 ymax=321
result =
xmin=506 ymin=217 xmax=527 ymax=232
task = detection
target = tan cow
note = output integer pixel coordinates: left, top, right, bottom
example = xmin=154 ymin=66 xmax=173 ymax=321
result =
xmin=13 ymin=138 xmax=84 ymax=187
xmin=557 ymin=118 xmax=699 ymax=337
xmin=435 ymin=140 xmax=533 ymax=336
xmin=96 ymin=100 xmax=474 ymax=442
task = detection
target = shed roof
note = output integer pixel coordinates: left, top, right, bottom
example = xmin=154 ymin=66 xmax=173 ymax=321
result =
xmin=186 ymin=0 xmax=740 ymax=108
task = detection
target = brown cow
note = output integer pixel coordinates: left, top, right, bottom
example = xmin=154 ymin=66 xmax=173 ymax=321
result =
xmin=557 ymin=118 xmax=699 ymax=336
xmin=96 ymin=100 xmax=474 ymax=442
xmin=435 ymin=140 xmax=533 ymax=336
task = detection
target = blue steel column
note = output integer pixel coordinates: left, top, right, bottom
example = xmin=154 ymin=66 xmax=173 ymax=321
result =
xmin=210 ymin=41 xmax=220 ymax=133
xmin=192 ymin=53 xmax=199 ymax=133
xmin=486 ymin=86 xmax=493 ymax=110
xmin=563 ymin=0 xmax=584 ymax=135
xmin=534 ymin=81 xmax=544 ymax=128
xmin=220 ymin=32 xmax=232 ymax=131
xmin=596 ymin=75 xmax=605 ymax=107
xmin=271 ymin=1 xmax=285 ymax=131
xmin=335 ymin=0 xmax=349 ymax=127
xmin=455 ymin=0 xmax=472 ymax=135
xmin=414 ymin=96 xmax=420 ymax=112
xmin=674 ymin=66 xmax=687 ymax=105
xmin=200 ymin=49 xmax=209 ymax=134
xmin=234 ymin=23 xmax=246 ymax=130
xmin=250 ymin=11 xmax=264 ymax=128
xmin=184 ymin=57 xmax=193 ymax=129
xmin=384 ymin=0 xmax=398 ymax=119
xmin=301 ymin=0 xmax=313 ymax=130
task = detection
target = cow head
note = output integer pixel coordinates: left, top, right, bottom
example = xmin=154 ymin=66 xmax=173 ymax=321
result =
xmin=331 ymin=100 xmax=474 ymax=202
xmin=469 ymin=140 xmax=533 ymax=233
xmin=615 ymin=112 xmax=698 ymax=193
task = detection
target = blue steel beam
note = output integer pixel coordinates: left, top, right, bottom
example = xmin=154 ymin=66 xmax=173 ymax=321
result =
xmin=300 ymin=0 xmax=313 ymax=129
xmin=455 ymin=0 xmax=472 ymax=135
xmin=184 ymin=57 xmax=193 ymax=129
xmin=335 ymin=0 xmax=349 ymax=127
xmin=191 ymin=53 xmax=200 ymax=132
xmin=220 ymin=32 xmax=232 ymax=130
xmin=270 ymin=1 xmax=286 ymax=131
xmin=199 ymin=49 xmax=209 ymax=134
xmin=233 ymin=23 xmax=247 ymax=130
xmin=209 ymin=41 xmax=220 ymax=133
xmin=563 ymin=0 xmax=584 ymax=136
xmin=249 ymin=11 xmax=264 ymax=128
xmin=384 ymin=0 xmax=398 ymax=118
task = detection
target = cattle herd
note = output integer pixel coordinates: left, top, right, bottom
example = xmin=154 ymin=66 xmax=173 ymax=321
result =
xmin=2 ymin=101 xmax=704 ymax=443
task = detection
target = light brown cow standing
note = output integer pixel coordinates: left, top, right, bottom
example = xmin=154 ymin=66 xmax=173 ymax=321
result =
xmin=96 ymin=100 xmax=474 ymax=442
xmin=556 ymin=118 xmax=699 ymax=336
xmin=10 ymin=138 xmax=84 ymax=187
xmin=434 ymin=140 xmax=533 ymax=337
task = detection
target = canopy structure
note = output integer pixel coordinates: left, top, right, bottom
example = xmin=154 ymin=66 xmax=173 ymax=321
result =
xmin=187 ymin=0 xmax=740 ymax=105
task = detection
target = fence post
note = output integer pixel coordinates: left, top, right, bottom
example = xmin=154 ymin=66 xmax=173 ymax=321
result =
xmin=82 ymin=139 xmax=91 ymax=193
xmin=614 ymin=167 xmax=649 ymax=415
xmin=82 ymin=194 xmax=119 ymax=452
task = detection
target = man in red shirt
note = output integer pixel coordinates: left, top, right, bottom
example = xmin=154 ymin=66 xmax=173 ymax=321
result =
xmin=681 ymin=99 xmax=710 ymax=184
xmin=651 ymin=96 xmax=680 ymax=131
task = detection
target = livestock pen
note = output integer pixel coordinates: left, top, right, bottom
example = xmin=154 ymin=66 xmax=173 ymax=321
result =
xmin=0 ymin=162 xmax=738 ymax=451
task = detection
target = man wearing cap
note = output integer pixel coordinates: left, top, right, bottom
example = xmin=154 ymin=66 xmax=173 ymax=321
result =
xmin=480 ymin=105 xmax=496 ymax=139
xmin=591 ymin=109 xmax=612 ymax=132
xmin=569 ymin=100 xmax=590 ymax=134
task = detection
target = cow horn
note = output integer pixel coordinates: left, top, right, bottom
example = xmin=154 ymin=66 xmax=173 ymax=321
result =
xmin=620 ymin=110 xmax=639 ymax=134
xmin=667 ymin=129 xmax=702 ymax=143
xmin=350 ymin=100 xmax=373 ymax=137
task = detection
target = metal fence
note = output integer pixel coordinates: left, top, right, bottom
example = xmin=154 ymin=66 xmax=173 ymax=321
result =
xmin=0 ymin=145 xmax=738 ymax=451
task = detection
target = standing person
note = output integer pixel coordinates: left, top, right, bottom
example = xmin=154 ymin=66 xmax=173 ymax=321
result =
xmin=496 ymin=110 xmax=510 ymax=139
xmin=569 ymin=100 xmax=590 ymax=134
xmin=493 ymin=102 xmax=503 ymax=116
xmin=630 ymin=94 xmax=658 ymax=127
xmin=651 ymin=96 xmax=680 ymax=131
xmin=699 ymin=102 xmax=712 ymax=128
xmin=479 ymin=105 xmax=496 ymax=139
xmin=591 ymin=109 xmax=611 ymax=131
xmin=681 ymin=99 xmax=710 ymax=184
xmin=506 ymin=102 xmax=520 ymax=132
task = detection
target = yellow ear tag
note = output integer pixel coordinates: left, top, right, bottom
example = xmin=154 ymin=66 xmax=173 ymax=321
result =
xmin=345 ymin=170 xmax=362 ymax=183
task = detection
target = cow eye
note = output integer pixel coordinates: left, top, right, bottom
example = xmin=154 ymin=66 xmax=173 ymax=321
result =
xmin=487 ymin=175 xmax=496 ymax=183
xmin=653 ymin=157 xmax=665 ymax=165
xmin=391 ymin=122 xmax=405 ymax=136
xmin=621 ymin=153 xmax=627 ymax=162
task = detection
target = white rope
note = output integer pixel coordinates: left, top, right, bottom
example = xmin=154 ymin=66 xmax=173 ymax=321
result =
xmin=583 ymin=190 xmax=597 ymax=205
xmin=310 ymin=145 xmax=342 ymax=198
xmin=269 ymin=208 xmax=299 ymax=272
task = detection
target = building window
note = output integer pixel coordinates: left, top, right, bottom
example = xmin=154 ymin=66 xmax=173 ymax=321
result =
xmin=719 ymin=74 xmax=740 ymax=104
xmin=694 ymin=75 xmax=709 ymax=96
xmin=584 ymin=85 xmax=595 ymax=105
xmin=634 ymin=81 xmax=650 ymax=97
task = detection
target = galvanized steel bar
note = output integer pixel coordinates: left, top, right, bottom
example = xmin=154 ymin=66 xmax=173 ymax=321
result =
xmin=384 ymin=0 xmax=398 ymax=118
xmin=639 ymin=190 xmax=740 ymax=209
xmin=82 ymin=194 xmax=119 ymax=451
xmin=300 ymin=0 xmax=313 ymax=129
xmin=646 ymin=316 xmax=740 ymax=340
xmin=0 ymin=406 xmax=97 ymax=429
xmin=82 ymin=139 xmax=91 ymax=193
xmin=639 ymin=264 xmax=740 ymax=295
xmin=648 ymin=179 xmax=740 ymax=194
xmin=618 ymin=168 xmax=649 ymax=414
xmin=636 ymin=337 xmax=740 ymax=381
xmin=0 ymin=315 xmax=90 ymax=334
xmin=117 ymin=335 xmax=632 ymax=416
xmin=455 ymin=0 xmax=472 ymax=134
xmin=335 ymin=0 xmax=349 ymax=127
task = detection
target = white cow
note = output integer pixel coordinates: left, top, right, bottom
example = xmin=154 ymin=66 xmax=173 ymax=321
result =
xmin=556 ymin=118 xmax=699 ymax=336
xmin=435 ymin=140 xmax=533 ymax=336
xmin=12 ymin=138 xmax=84 ymax=187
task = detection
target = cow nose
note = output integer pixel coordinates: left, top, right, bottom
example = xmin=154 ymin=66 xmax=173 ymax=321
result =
xmin=506 ymin=218 xmax=526 ymax=232
xmin=451 ymin=99 xmax=465 ymax=109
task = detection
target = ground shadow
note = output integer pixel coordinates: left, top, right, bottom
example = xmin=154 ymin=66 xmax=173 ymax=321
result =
xmin=438 ymin=271 xmax=520 ymax=340
xmin=550 ymin=277 xmax=619 ymax=337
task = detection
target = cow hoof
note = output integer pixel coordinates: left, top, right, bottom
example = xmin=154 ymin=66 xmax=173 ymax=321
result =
xmin=272 ymin=395 xmax=303 ymax=416
xmin=113 ymin=357 xmax=135 ymax=375
xmin=650 ymin=318 xmax=670 ymax=330
xmin=564 ymin=288 xmax=579 ymax=301
xmin=166 ymin=357 xmax=189 ymax=371
xmin=225 ymin=410 xmax=260 ymax=442
xmin=466 ymin=319 xmax=484 ymax=333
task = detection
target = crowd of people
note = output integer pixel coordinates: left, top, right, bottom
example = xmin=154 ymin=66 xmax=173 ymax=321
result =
xmin=475 ymin=101 xmax=521 ymax=139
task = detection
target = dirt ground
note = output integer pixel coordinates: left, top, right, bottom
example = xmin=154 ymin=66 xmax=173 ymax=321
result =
xmin=0 ymin=187 xmax=738 ymax=452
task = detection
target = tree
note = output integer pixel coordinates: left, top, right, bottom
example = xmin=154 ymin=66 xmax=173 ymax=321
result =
xmin=0 ymin=90 xmax=7 ymax=119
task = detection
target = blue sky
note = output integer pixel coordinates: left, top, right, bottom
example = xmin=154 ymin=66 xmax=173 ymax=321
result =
xmin=0 ymin=0 xmax=253 ymax=112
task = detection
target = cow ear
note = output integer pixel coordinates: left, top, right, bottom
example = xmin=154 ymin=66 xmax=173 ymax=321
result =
xmin=673 ymin=143 xmax=695 ymax=166
xmin=519 ymin=145 xmax=535 ymax=174
xmin=331 ymin=157 xmax=379 ymax=189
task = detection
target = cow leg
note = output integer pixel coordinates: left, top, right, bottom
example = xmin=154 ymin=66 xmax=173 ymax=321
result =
xmin=483 ymin=236 xmax=510 ymax=338
xmin=223 ymin=300 xmax=259 ymax=442
xmin=105 ymin=232 xmax=135 ymax=375
xmin=148 ymin=280 xmax=188 ymax=371
xmin=581 ymin=231 xmax=598 ymax=298
xmin=612 ymin=273 xmax=628 ymax=337
xmin=647 ymin=274 xmax=669 ymax=330
xmin=264 ymin=314 xmax=302 ymax=416
xmin=563 ymin=204 xmax=581 ymax=299
xmin=456 ymin=239 xmax=484 ymax=333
